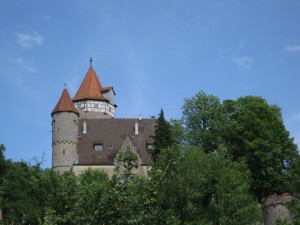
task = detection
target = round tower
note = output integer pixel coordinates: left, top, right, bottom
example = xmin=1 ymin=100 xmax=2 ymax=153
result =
xmin=51 ymin=88 xmax=79 ymax=173
xmin=261 ymin=193 xmax=294 ymax=225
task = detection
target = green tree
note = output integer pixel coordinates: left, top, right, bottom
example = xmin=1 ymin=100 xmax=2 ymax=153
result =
xmin=67 ymin=169 xmax=113 ymax=225
xmin=170 ymin=118 xmax=185 ymax=145
xmin=0 ymin=161 xmax=48 ymax=224
xmin=182 ymin=91 xmax=224 ymax=152
xmin=150 ymin=109 xmax=175 ymax=161
xmin=0 ymin=144 xmax=9 ymax=199
xmin=0 ymin=144 xmax=8 ymax=178
xmin=182 ymin=92 xmax=298 ymax=199
xmin=110 ymin=142 xmax=152 ymax=224
xmin=150 ymin=145 xmax=262 ymax=225
xmin=113 ymin=137 xmax=142 ymax=182
xmin=42 ymin=171 xmax=78 ymax=225
xmin=222 ymin=96 xmax=298 ymax=199
xmin=0 ymin=144 xmax=8 ymax=223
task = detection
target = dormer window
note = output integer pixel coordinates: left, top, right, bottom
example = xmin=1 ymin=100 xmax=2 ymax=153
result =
xmin=94 ymin=144 xmax=103 ymax=151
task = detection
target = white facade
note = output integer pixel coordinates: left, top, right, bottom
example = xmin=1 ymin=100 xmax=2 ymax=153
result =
xmin=74 ymin=100 xmax=115 ymax=117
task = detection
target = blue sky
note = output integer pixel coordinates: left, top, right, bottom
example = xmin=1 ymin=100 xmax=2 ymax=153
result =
xmin=1 ymin=0 xmax=300 ymax=168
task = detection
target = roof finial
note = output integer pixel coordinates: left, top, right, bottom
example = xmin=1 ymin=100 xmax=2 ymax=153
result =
xmin=64 ymin=83 xmax=67 ymax=89
xmin=90 ymin=57 xmax=93 ymax=67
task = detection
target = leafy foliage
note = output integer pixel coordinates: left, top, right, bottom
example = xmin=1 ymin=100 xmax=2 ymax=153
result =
xmin=182 ymin=91 xmax=225 ymax=152
xmin=221 ymin=96 xmax=298 ymax=198
xmin=151 ymin=146 xmax=262 ymax=225
xmin=0 ymin=90 xmax=299 ymax=224
xmin=0 ymin=161 xmax=50 ymax=224
xmin=114 ymin=145 xmax=139 ymax=180
xmin=182 ymin=92 xmax=298 ymax=199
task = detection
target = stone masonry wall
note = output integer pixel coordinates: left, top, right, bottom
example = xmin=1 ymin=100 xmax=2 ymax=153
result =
xmin=52 ymin=112 xmax=78 ymax=173
xmin=261 ymin=194 xmax=294 ymax=225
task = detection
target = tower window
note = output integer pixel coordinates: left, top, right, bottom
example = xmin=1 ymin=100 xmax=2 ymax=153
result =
xmin=147 ymin=144 xmax=154 ymax=150
xmin=63 ymin=149 xmax=65 ymax=155
xmin=94 ymin=144 xmax=103 ymax=151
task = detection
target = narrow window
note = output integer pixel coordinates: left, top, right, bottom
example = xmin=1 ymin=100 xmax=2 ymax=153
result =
xmin=147 ymin=144 xmax=154 ymax=150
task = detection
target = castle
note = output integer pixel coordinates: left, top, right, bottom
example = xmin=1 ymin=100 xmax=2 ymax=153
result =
xmin=51 ymin=60 xmax=156 ymax=176
xmin=51 ymin=60 xmax=295 ymax=225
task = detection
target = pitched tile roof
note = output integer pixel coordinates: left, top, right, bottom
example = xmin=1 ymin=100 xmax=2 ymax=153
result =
xmin=101 ymin=86 xmax=115 ymax=94
xmin=73 ymin=67 xmax=108 ymax=102
xmin=77 ymin=118 xmax=156 ymax=165
xmin=52 ymin=88 xmax=79 ymax=115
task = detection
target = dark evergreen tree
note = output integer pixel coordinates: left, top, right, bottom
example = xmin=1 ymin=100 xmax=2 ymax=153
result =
xmin=150 ymin=109 xmax=174 ymax=161
xmin=0 ymin=144 xmax=9 ymax=181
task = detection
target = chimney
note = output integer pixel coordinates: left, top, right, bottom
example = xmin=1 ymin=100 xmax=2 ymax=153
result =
xmin=83 ymin=121 xmax=87 ymax=134
xmin=135 ymin=122 xmax=139 ymax=135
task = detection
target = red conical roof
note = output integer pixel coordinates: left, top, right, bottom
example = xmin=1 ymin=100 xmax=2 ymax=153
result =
xmin=52 ymin=88 xmax=79 ymax=115
xmin=73 ymin=67 xmax=107 ymax=102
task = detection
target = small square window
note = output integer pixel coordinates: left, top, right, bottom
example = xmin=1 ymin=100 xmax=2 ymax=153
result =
xmin=94 ymin=144 xmax=103 ymax=151
xmin=147 ymin=144 xmax=154 ymax=150
xmin=109 ymin=145 xmax=113 ymax=149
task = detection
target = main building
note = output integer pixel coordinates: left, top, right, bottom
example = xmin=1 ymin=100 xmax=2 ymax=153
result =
xmin=51 ymin=60 xmax=156 ymax=176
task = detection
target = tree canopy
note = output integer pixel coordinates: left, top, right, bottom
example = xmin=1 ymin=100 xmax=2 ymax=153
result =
xmin=0 ymin=143 xmax=263 ymax=224
xmin=182 ymin=92 xmax=298 ymax=199
xmin=182 ymin=91 xmax=224 ymax=152
xmin=221 ymin=96 xmax=298 ymax=198
xmin=150 ymin=145 xmax=262 ymax=225
xmin=0 ymin=90 xmax=299 ymax=224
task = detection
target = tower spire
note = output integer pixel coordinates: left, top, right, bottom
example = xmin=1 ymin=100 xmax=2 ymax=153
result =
xmin=52 ymin=88 xmax=78 ymax=115
xmin=73 ymin=66 xmax=107 ymax=101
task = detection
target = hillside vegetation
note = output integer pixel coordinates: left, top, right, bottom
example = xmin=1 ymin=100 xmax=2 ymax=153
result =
xmin=1 ymin=91 xmax=300 ymax=225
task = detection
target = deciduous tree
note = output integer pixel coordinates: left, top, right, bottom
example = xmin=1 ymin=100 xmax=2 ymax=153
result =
xmin=182 ymin=91 xmax=225 ymax=152
xmin=222 ymin=96 xmax=298 ymax=198
xmin=150 ymin=145 xmax=262 ymax=224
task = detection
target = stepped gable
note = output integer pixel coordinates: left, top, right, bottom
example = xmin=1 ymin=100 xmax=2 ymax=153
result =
xmin=77 ymin=118 xmax=156 ymax=165
xmin=52 ymin=88 xmax=78 ymax=115
xmin=73 ymin=66 xmax=108 ymax=102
